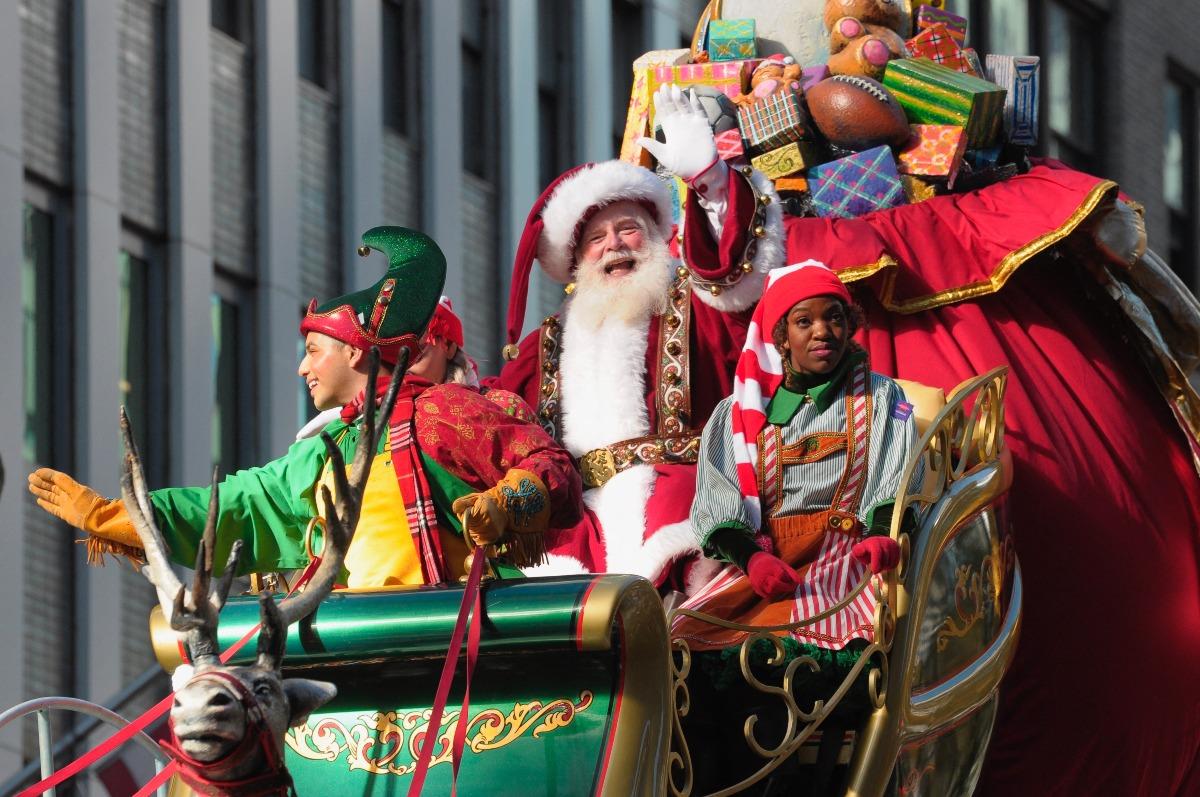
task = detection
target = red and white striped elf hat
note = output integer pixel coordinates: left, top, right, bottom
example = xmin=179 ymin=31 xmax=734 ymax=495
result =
xmin=730 ymin=261 xmax=851 ymax=527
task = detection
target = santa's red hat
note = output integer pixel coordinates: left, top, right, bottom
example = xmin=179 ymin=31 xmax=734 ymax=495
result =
xmin=503 ymin=160 xmax=675 ymax=359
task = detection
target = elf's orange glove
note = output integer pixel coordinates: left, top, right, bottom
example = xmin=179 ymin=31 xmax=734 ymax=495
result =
xmin=27 ymin=468 xmax=141 ymax=550
xmin=451 ymin=468 xmax=550 ymax=549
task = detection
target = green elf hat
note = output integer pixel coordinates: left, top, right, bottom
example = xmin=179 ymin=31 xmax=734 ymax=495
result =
xmin=300 ymin=226 xmax=447 ymax=365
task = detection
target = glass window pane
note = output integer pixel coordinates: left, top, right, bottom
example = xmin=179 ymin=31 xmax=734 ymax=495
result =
xmin=22 ymin=205 xmax=55 ymax=465
xmin=941 ymin=0 xmax=969 ymax=18
xmin=987 ymin=0 xmax=1029 ymax=55
xmin=382 ymin=0 xmax=410 ymax=134
xmin=1165 ymin=82 xmax=1185 ymax=211
xmin=120 ymin=250 xmax=168 ymax=483
xmin=1045 ymin=4 xmax=1071 ymax=138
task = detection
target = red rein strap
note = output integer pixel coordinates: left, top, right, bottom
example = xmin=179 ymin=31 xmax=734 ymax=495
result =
xmin=19 ymin=557 xmax=324 ymax=797
xmin=406 ymin=552 xmax=487 ymax=797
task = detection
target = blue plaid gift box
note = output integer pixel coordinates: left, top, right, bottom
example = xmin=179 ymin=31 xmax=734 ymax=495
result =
xmin=808 ymin=146 xmax=908 ymax=219
xmin=708 ymin=18 xmax=756 ymax=61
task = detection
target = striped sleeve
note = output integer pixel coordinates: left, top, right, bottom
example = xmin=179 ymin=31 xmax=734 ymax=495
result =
xmin=858 ymin=376 xmax=924 ymax=525
xmin=690 ymin=396 xmax=757 ymax=548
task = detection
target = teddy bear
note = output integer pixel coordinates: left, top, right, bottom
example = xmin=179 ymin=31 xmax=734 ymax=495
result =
xmin=733 ymin=53 xmax=804 ymax=107
xmin=824 ymin=0 xmax=908 ymax=79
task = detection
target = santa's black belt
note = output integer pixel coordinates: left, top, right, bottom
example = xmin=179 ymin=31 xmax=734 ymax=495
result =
xmin=579 ymin=433 xmax=702 ymax=489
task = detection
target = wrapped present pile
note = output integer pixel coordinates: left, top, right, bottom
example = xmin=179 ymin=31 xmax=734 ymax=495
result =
xmin=618 ymin=3 xmax=1042 ymax=221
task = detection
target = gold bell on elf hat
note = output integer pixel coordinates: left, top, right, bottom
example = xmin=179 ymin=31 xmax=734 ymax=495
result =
xmin=301 ymin=226 xmax=447 ymax=365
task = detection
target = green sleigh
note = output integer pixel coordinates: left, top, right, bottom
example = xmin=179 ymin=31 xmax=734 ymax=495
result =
xmin=151 ymin=368 xmax=1019 ymax=796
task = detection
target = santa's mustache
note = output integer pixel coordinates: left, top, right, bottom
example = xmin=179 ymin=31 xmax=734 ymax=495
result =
xmin=582 ymin=249 xmax=640 ymax=274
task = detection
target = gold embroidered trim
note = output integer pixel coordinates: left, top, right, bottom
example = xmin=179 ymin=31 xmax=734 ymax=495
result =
xmin=834 ymin=180 xmax=1119 ymax=314
xmin=580 ymin=434 xmax=703 ymax=489
xmin=684 ymin=167 xmax=769 ymax=296
xmin=535 ymin=317 xmax=563 ymax=439
xmin=658 ymin=276 xmax=693 ymax=435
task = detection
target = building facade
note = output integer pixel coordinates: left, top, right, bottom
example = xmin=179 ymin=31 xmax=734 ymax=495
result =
xmin=0 ymin=0 xmax=701 ymax=788
xmin=0 ymin=0 xmax=1195 ymax=790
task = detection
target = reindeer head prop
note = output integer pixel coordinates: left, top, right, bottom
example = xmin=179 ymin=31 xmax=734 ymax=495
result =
xmin=122 ymin=349 xmax=404 ymax=795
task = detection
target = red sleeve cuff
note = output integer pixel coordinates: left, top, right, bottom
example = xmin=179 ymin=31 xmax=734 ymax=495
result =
xmin=683 ymin=168 xmax=755 ymax=280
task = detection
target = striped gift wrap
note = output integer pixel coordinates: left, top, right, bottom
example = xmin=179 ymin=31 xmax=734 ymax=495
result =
xmin=882 ymin=57 xmax=1007 ymax=148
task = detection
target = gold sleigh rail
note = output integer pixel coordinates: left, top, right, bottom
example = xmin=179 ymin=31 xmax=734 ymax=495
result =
xmin=666 ymin=367 xmax=1017 ymax=797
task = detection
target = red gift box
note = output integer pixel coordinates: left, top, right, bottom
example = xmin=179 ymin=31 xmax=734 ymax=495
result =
xmin=714 ymin=128 xmax=745 ymax=160
xmin=905 ymin=24 xmax=973 ymax=75
xmin=896 ymin=124 xmax=967 ymax=186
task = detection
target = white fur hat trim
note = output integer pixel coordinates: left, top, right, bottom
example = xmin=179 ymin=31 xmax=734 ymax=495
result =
xmin=537 ymin=160 xmax=675 ymax=284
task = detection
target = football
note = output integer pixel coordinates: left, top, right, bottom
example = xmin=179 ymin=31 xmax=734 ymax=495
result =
xmin=806 ymin=74 xmax=911 ymax=151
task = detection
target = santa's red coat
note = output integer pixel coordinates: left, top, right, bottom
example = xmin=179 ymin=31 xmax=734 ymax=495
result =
xmin=782 ymin=162 xmax=1200 ymax=796
xmin=490 ymin=170 xmax=778 ymax=583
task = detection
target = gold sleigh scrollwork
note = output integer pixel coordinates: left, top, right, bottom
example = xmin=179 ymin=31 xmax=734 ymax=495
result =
xmin=899 ymin=763 xmax=937 ymax=796
xmin=935 ymin=536 xmax=1016 ymax=652
xmin=665 ymin=368 xmax=1010 ymax=797
xmin=285 ymin=691 xmax=593 ymax=776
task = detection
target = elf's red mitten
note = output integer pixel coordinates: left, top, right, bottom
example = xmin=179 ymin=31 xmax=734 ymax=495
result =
xmin=851 ymin=536 xmax=901 ymax=574
xmin=746 ymin=551 xmax=801 ymax=600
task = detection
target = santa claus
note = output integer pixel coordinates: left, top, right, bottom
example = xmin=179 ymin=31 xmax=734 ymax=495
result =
xmin=489 ymin=87 xmax=784 ymax=585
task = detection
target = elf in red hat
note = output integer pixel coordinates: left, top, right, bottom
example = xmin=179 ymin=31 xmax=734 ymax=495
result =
xmin=31 ymin=227 xmax=581 ymax=587
xmin=670 ymin=262 xmax=918 ymax=793
xmin=489 ymin=85 xmax=785 ymax=587
xmin=297 ymin=294 xmax=537 ymax=439
xmin=671 ymin=261 xmax=916 ymax=650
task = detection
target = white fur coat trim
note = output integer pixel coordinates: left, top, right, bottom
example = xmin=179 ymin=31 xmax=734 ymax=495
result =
xmin=559 ymin=311 xmax=652 ymax=456
xmin=586 ymin=464 xmax=698 ymax=581
xmin=521 ymin=553 xmax=590 ymax=578
xmin=539 ymin=161 xmax=675 ymax=284
xmin=692 ymin=169 xmax=785 ymax=313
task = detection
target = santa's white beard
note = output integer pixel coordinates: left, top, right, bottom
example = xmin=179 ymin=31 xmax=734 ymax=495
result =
xmin=567 ymin=237 xmax=673 ymax=329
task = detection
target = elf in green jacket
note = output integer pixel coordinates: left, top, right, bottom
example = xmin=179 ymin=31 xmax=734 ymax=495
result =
xmin=29 ymin=227 xmax=582 ymax=586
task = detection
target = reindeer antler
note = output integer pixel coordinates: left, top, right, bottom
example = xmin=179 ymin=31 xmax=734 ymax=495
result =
xmin=120 ymin=408 xmax=242 ymax=664
xmin=257 ymin=348 xmax=405 ymax=670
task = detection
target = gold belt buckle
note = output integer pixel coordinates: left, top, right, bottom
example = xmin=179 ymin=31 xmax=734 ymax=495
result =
xmin=580 ymin=448 xmax=618 ymax=489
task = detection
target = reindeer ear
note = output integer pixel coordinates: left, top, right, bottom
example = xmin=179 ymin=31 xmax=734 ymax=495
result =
xmin=282 ymin=678 xmax=337 ymax=728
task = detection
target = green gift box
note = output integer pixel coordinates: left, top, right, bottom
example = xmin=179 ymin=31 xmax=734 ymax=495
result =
xmin=708 ymin=18 xmax=756 ymax=62
xmin=882 ymin=58 xmax=1007 ymax=148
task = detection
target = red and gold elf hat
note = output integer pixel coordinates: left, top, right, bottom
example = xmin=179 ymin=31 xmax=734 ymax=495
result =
xmin=301 ymin=226 xmax=447 ymax=365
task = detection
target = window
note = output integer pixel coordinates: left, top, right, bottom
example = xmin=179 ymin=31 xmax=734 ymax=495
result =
xmin=119 ymin=245 xmax=169 ymax=485
xmin=1164 ymin=70 xmax=1198 ymax=290
xmin=119 ymin=0 xmax=168 ymax=234
xmin=461 ymin=0 xmax=496 ymax=178
xmin=211 ymin=0 xmax=252 ymax=42
xmin=678 ymin=0 xmax=707 ymax=49
xmin=382 ymin=0 xmax=419 ymax=136
xmin=537 ymin=0 xmax=574 ymax=188
xmin=611 ymin=0 xmax=644 ymax=154
xmin=1042 ymin=1 xmax=1103 ymax=172
xmin=984 ymin=0 xmax=1029 ymax=57
xmin=21 ymin=197 xmax=76 ymax=763
xmin=298 ymin=0 xmax=338 ymax=90
xmin=22 ymin=200 xmax=72 ymax=467
xmin=211 ymin=275 xmax=257 ymax=475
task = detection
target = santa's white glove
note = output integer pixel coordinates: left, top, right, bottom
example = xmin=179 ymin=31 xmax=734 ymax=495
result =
xmin=639 ymin=85 xmax=731 ymax=238
xmin=639 ymin=85 xmax=723 ymax=182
